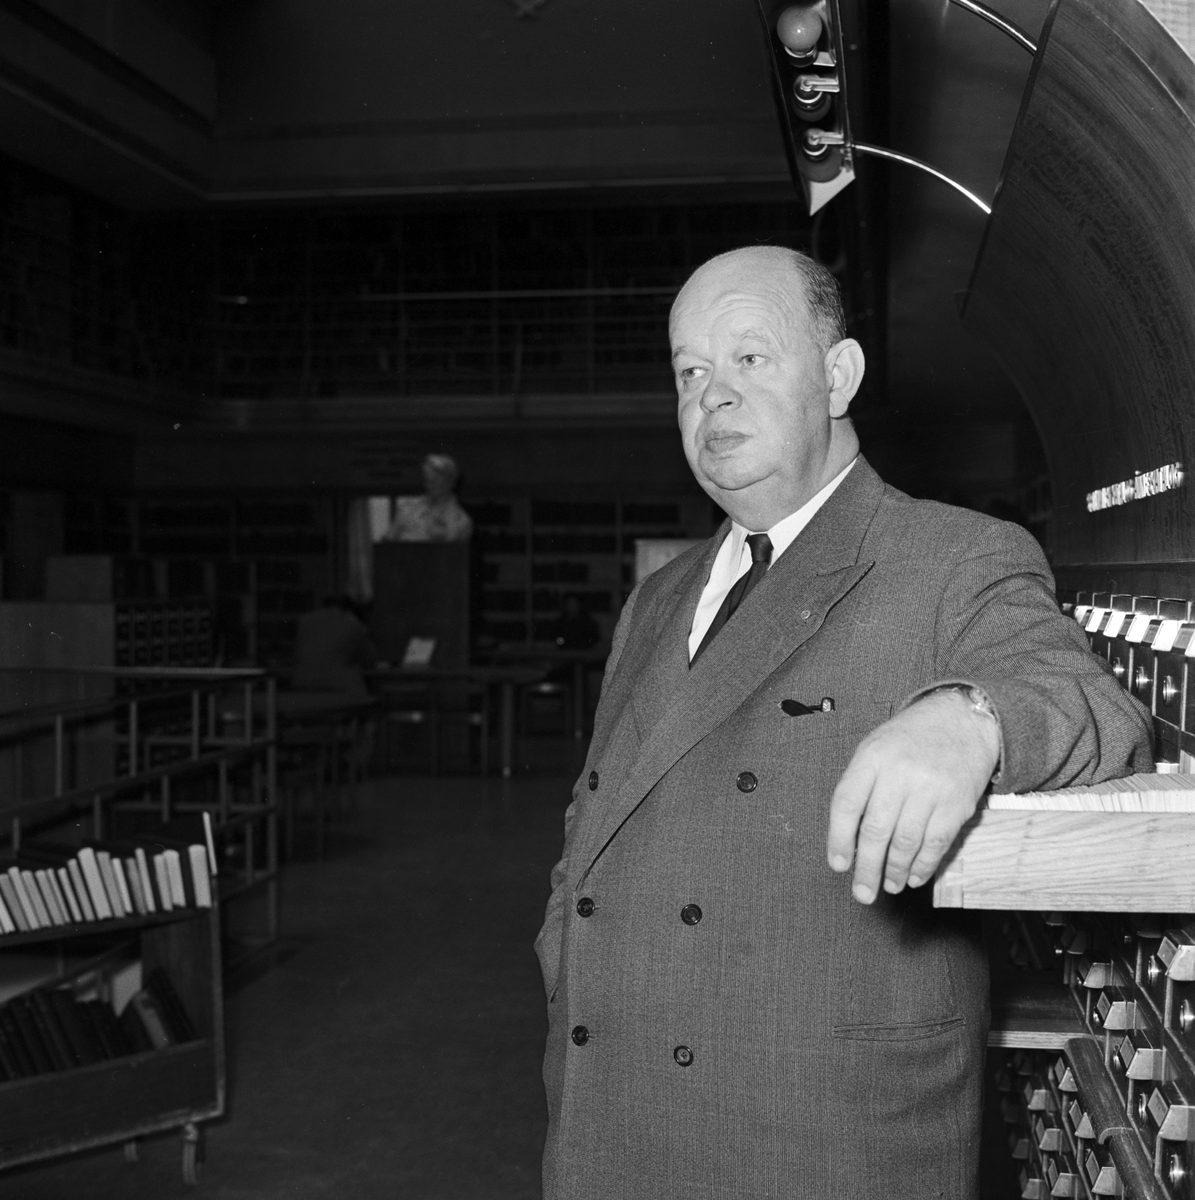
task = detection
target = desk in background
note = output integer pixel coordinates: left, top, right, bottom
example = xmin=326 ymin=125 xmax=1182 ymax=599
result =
xmin=368 ymin=666 xmax=545 ymax=777
xmin=483 ymin=647 xmax=608 ymax=741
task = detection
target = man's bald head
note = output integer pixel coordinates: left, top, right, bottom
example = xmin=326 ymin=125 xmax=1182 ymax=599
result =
xmin=668 ymin=243 xmax=864 ymax=529
xmin=671 ymin=245 xmax=846 ymax=357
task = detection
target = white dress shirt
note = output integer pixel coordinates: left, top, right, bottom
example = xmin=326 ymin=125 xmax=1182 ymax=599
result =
xmin=688 ymin=457 xmax=858 ymax=660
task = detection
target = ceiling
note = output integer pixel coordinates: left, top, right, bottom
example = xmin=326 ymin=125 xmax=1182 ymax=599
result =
xmin=0 ymin=0 xmax=1078 ymax=500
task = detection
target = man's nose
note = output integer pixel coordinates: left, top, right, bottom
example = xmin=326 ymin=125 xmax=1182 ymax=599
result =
xmin=700 ymin=374 xmax=741 ymax=412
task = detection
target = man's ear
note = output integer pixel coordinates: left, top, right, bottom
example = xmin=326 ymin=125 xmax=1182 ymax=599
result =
xmin=824 ymin=339 xmax=866 ymax=416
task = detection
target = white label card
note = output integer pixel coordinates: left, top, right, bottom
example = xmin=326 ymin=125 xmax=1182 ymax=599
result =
xmin=1074 ymin=606 xmax=1091 ymax=625
xmin=1103 ymin=611 xmax=1129 ymax=638
xmin=1153 ymin=620 xmax=1183 ymax=653
xmin=1125 ymin=614 xmax=1153 ymax=643
xmin=1085 ymin=608 xmax=1107 ymax=632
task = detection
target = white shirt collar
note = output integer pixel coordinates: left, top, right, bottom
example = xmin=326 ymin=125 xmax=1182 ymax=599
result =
xmin=725 ymin=455 xmax=858 ymax=566
xmin=687 ymin=457 xmax=859 ymax=660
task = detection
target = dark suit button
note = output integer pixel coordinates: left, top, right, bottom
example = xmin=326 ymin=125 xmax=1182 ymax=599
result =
xmin=571 ymin=1025 xmax=589 ymax=1046
xmin=673 ymin=1045 xmax=693 ymax=1067
xmin=680 ymin=904 xmax=702 ymax=926
xmin=588 ymin=771 xmax=599 ymax=791
xmin=736 ymin=771 xmax=758 ymax=793
xmin=577 ymin=897 xmax=595 ymax=918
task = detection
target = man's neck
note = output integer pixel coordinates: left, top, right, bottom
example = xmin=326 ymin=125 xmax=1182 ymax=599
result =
xmin=718 ymin=447 xmax=860 ymax=531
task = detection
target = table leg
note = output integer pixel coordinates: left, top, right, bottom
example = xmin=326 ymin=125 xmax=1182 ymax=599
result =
xmin=501 ymin=681 xmax=516 ymax=778
xmin=573 ymin=661 xmax=584 ymax=740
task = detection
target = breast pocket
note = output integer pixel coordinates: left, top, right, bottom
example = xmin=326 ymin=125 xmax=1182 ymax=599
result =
xmin=771 ymin=696 xmax=895 ymax=776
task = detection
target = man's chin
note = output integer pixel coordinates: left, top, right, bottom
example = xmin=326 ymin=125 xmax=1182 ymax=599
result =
xmin=698 ymin=459 xmax=764 ymax=495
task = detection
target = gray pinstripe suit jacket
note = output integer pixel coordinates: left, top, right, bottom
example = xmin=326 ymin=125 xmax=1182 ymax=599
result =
xmin=535 ymin=458 xmax=1151 ymax=1200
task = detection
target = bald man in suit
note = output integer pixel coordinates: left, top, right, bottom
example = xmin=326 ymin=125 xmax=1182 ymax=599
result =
xmin=535 ymin=246 xmax=1151 ymax=1199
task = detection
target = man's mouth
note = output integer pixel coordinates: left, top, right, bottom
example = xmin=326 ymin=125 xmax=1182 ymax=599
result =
xmin=703 ymin=430 xmax=748 ymax=453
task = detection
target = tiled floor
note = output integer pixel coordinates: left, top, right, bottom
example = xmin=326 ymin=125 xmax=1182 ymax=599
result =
xmin=3 ymin=742 xmax=582 ymax=1198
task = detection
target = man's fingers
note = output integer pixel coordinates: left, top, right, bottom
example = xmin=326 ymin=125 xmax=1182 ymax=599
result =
xmin=826 ymin=754 xmax=878 ymax=873
xmin=905 ymin=808 xmax=967 ymax=888
xmin=848 ymin=789 xmax=906 ymax=904
xmin=880 ymin=801 xmax=933 ymax=894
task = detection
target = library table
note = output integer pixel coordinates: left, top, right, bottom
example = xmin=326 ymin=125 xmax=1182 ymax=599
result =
xmin=483 ymin=647 xmax=608 ymax=740
xmin=368 ymin=666 xmax=545 ymax=777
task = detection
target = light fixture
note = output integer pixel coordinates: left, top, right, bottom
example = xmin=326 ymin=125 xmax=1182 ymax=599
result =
xmin=757 ymin=0 xmax=1036 ymax=216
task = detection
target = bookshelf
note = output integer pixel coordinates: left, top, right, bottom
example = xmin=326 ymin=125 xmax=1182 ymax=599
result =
xmin=0 ymin=903 xmax=223 ymax=1183
xmin=473 ymin=496 xmax=712 ymax=651
xmin=62 ymin=497 xmax=334 ymax=667
xmin=59 ymin=491 xmax=712 ymax=661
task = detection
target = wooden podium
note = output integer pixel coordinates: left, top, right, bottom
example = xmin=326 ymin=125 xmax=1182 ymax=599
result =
xmin=371 ymin=543 xmax=470 ymax=668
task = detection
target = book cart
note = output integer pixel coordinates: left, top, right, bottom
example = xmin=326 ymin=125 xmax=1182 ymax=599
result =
xmin=0 ymin=667 xmax=278 ymax=1185
xmin=0 ymin=905 xmax=223 ymax=1184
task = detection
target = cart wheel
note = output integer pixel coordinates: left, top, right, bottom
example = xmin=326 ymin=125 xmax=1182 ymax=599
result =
xmin=123 ymin=1139 xmax=139 ymax=1163
xmin=181 ymin=1122 xmax=202 ymax=1186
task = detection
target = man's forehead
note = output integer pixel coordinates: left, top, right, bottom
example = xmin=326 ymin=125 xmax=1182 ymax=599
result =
xmin=670 ymin=287 xmax=801 ymax=349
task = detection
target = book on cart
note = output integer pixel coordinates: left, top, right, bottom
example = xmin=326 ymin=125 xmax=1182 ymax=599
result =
xmin=0 ymin=967 xmax=198 ymax=1081
xmin=0 ymin=815 xmax=218 ymax=937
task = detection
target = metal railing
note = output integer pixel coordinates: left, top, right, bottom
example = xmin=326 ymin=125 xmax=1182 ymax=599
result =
xmin=0 ymin=667 xmax=279 ymax=958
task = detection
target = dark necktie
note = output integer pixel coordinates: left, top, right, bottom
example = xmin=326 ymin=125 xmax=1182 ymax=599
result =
xmin=691 ymin=532 xmax=773 ymax=665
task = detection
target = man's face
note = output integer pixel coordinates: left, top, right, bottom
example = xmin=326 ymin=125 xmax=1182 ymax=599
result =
xmin=670 ymin=261 xmax=836 ymax=523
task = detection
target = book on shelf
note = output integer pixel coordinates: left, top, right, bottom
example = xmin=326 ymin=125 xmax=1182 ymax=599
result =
xmin=0 ymin=967 xmax=198 ymax=1081
xmin=145 ymin=967 xmax=198 ymax=1042
xmin=0 ymin=818 xmax=217 ymax=938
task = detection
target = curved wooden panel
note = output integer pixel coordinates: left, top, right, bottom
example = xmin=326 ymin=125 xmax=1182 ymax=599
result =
xmin=961 ymin=0 xmax=1195 ymax=570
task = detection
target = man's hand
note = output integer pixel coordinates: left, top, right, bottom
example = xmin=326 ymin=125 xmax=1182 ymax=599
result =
xmin=826 ymin=689 xmax=1001 ymax=904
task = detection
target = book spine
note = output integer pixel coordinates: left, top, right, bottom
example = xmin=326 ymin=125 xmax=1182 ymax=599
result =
xmin=94 ymin=851 xmax=125 ymax=918
xmin=0 ymin=1022 xmax=26 ymax=1077
xmin=67 ymin=858 xmax=96 ymax=922
xmin=9 ymin=869 xmax=42 ymax=930
xmin=34 ymin=871 xmax=65 ymax=926
xmin=48 ymin=990 xmax=101 ymax=1066
xmin=0 ymin=1008 xmax=36 ymax=1075
xmin=79 ymin=1000 xmax=129 ymax=1059
xmin=146 ymin=968 xmax=198 ymax=1042
xmin=134 ymin=847 xmax=157 ymax=914
xmin=0 ymin=889 xmax=15 ymax=935
xmin=129 ymin=991 xmax=174 ymax=1050
xmin=164 ymin=849 xmax=186 ymax=908
xmin=42 ymin=870 xmax=71 ymax=927
xmin=0 ymin=875 xmax=29 ymax=932
xmin=20 ymin=871 xmax=51 ymax=929
xmin=188 ymin=846 xmax=213 ymax=908
xmin=109 ymin=855 xmax=134 ymax=917
xmin=203 ymin=811 xmax=218 ymax=878
xmin=29 ymin=991 xmax=74 ymax=1071
xmin=9 ymin=997 xmax=54 ymax=1073
xmin=75 ymin=849 xmax=111 ymax=920
xmin=56 ymin=867 xmax=83 ymax=924
xmin=123 ymin=858 xmax=146 ymax=916
xmin=153 ymin=854 xmax=174 ymax=911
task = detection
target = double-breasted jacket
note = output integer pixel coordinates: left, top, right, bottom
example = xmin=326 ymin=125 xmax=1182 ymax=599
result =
xmin=536 ymin=459 xmax=1151 ymax=1200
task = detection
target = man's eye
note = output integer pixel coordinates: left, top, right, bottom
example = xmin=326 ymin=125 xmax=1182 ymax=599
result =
xmin=678 ymin=366 xmax=704 ymax=381
xmin=741 ymin=354 xmax=764 ymax=367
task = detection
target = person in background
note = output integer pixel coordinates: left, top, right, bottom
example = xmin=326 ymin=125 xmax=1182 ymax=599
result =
xmin=292 ymin=596 xmax=377 ymax=697
xmin=384 ymin=453 xmax=474 ymax=543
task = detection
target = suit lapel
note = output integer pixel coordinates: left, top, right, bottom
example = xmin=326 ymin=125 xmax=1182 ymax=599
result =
xmin=628 ymin=525 xmax=729 ymax=738
xmin=574 ymin=459 xmax=886 ymax=886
